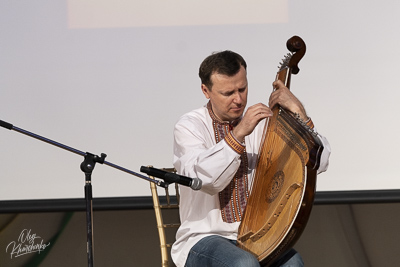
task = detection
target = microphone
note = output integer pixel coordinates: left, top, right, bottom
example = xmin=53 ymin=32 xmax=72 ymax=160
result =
xmin=140 ymin=166 xmax=202 ymax=190
xmin=0 ymin=120 xmax=13 ymax=130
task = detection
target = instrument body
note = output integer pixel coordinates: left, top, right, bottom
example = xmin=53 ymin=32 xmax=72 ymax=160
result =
xmin=237 ymin=36 xmax=324 ymax=266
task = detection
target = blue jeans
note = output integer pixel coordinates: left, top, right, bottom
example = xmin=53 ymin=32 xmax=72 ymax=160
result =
xmin=185 ymin=235 xmax=304 ymax=267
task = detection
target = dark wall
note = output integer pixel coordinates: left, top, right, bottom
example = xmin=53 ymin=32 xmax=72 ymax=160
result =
xmin=1 ymin=197 xmax=399 ymax=267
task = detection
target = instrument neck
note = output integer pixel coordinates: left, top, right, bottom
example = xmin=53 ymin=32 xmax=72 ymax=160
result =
xmin=275 ymin=67 xmax=291 ymax=89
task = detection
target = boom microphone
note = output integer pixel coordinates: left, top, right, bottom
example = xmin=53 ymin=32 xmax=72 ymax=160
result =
xmin=140 ymin=166 xmax=202 ymax=190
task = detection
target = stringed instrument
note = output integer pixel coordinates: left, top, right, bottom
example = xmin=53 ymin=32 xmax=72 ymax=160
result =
xmin=237 ymin=36 xmax=324 ymax=266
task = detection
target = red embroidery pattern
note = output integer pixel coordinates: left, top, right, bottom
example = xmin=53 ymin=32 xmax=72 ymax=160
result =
xmin=207 ymin=102 xmax=249 ymax=223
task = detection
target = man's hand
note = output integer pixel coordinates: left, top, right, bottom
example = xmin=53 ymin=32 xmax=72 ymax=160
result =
xmin=270 ymin=80 xmax=308 ymax=121
xmin=232 ymin=103 xmax=272 ymax=142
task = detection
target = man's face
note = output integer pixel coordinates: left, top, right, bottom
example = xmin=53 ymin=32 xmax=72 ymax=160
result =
xmin=201 ymin=66 xmax=248 ymax=122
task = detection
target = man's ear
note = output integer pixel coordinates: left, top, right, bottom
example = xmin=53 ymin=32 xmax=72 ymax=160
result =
xmin=201 ymin=84 xmax=210 ymax=99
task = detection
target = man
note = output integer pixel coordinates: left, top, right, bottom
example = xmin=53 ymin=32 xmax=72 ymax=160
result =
xmin=171 ymin=51 xmax=331 ymax=267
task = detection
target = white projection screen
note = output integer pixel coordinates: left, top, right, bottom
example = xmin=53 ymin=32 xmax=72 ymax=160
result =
xmin=1 ymin=0 xmax=399 ymax=201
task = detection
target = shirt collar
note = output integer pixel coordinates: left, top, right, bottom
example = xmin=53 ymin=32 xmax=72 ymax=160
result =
xmin=206 ymin=101 xmax=242 ymax=127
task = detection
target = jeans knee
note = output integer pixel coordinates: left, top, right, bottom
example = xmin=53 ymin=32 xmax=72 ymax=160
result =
xmin=233 ymin=253 xmax=260 ymax=267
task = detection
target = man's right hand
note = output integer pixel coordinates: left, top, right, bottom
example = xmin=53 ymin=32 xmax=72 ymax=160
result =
xmin=232 ymin=103 xmax=272 ymax=142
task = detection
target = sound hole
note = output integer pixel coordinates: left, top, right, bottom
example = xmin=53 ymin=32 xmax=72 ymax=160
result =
xmin=266 ymin=170 xmax=285 ymax=203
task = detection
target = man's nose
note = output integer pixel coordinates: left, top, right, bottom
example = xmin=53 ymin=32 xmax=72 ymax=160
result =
xmin=233 ymin=92 xmax=242 ymax=104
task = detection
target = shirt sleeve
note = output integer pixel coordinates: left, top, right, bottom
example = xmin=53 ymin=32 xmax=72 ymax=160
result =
xmin=173 ymin=115 xmax=242 ymax=195
xmin=298 ymin=117 xmax=331 ymax=174
xmin=316 ymin=132 xmax=331 ymax=174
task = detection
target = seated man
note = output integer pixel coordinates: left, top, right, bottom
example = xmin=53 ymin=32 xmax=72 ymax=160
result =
xmin=171 ymin=50 xmax=331 ymax=267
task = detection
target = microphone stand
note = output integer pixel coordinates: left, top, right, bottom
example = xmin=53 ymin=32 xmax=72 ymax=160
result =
xmin=0 ymin=120 xmax=167 ymax=267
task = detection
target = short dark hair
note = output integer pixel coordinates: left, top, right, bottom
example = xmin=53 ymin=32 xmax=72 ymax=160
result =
xmin=199 ymin=50 xmax=247 ymax=90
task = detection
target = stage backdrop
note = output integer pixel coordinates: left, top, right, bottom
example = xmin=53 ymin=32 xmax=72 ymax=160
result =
xmin=1 ymin=0 xmax=399 ymax=200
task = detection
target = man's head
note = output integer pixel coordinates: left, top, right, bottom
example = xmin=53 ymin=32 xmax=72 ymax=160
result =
xmin=199 ymin=50 xmax=247 ymax=90
xmin=199 ymin=51 xmax=248 ymax=122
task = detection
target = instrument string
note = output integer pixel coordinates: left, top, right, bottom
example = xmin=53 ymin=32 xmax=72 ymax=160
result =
xmin=248 ymin=110 xmax=280 ymax=223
